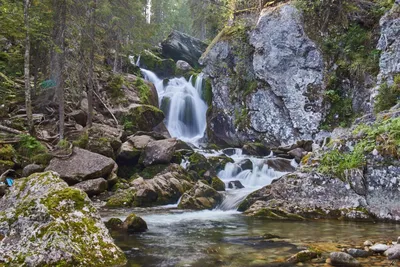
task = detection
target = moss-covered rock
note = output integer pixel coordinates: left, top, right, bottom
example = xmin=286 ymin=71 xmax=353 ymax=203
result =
xmin=140 ymin=50 xmax=176 ymax=78
xmin=178 ymin=181 xmax=223 ymax=210
xmin=122 ymin=104 xmax=164 ymax=135
xmin=122 ymin=213 xmax=148 ymax=233
xmin=0 ymin=171 xmax=126 ymax=266
xmin=211 ymin=177 xmax=225 ymax=191
xmin=208 ymin=155 xmax=234 ymax=172
xmin=105 ymin=188 xmax=136 ymax=208
xmin=188 ymin=152 xmax=212 ymax=177
xmin=105 ymin=218 xmax=123 ymax=230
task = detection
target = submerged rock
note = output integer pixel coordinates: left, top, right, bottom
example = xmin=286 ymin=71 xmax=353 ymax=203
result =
xmin=228 ymin=180 xmax=244 ymax=189
xmin=45 ymin=147 xmax=116 ymax=185
xmin=287 ymin=250 xmax=319 ymax=263
xmin=0 ymin=171 xmax=126 ymax=266
xmin=178 ymin=181 xmax=223 ymax=210
xmin=329 ymin=252 xmax=361 ymax=267
xmin=122 ymin=213 xmax=148 ymax=233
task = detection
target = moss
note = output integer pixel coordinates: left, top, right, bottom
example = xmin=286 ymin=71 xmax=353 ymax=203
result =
xmin=234 ymin=107 xmax=249 ymax=130
xmin=375 ymin=74 xmax=400 ymax=112
xmin=140 ymin=164 xmax=168 ymax=179
xmin=188 ymin=152 xmax=211 ymax=177
xmin=72 ymin=131 xmax=89 ymax=149
xmin=211 ymin=177 xmax=225 ymax=191
xmin=203 ymin=78 xmax=213 ymax=107
xmin=140 ymin=50 xmax=176 ymax=77
xmin=105 ymin=218 xmax=123 ymax=230
xmin=121 ymin=105 xmax=164 ymax=134
xmin=135 ymin=77 xmax=153 ymax=105
xmin=0 ymin=160 xmax=14 ymax=172
xmin=124 ymin=213 xmax=147 ymax=233
xmin=208 ymin=155 xmax=234 ymax=172
xmin=106 ymin=189 xmax=135 ymax=208
xmin=254 ymin=208 xmax=305 ymax=220
xmin=0 ymin=144 xmax=16 ymax=161
xmin=41 ymin=187 xmax=88 ymax=213
xmin=31 ymin=153 xmax=53 ymax=166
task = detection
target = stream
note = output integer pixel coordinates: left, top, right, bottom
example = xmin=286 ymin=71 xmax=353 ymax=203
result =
xmin=102 ymin=65 xmax=400 ymax=267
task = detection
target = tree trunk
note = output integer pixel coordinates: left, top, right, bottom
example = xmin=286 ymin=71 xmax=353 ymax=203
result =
xmin=24 ymin=0 xmax=33 ymax=134
xmin=87 ymin=0 xmax=97 ymax=128
xmin=53 ymin=0 xmax=67 ymax=140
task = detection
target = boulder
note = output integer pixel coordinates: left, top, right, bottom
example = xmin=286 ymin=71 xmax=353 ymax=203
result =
xmin=45 ymin=147 xmax=116 ymax=185
xmin=384 ymin=245 xmax=400 ymax=261
xmin=288 ymin=148 xmax=306 ymax=163
xmin=176 ymin=60 xmax=193 ymax=72
xmin=346 ymin=248 xmax=371 ymax=258
xmin=266 ymin=158 xmax=296 ymax=172
xmin=139 ymin=49 xmax=176 ymax=78
xmin=85 ymin=124 xmax=123 ymax=159
xmin=187 ymin=152 xmax=212 ymax=177
xmin=122 ymin=213 xmax=148 ymax=233
xmin=73 ymin=178 xmax=108 ymax=197
xmin=0 ymin=171 xmax=126 ymax=266
xmin=161 ymin=30 xmax=208 ymax=68
xmin=287 ymin=250 xmax=318 ymax=263
xmin=238 ymin=159 xmax=253 ymax=171
xmin=178 ymin=181 xmax=223 ymax=210
xmin=207 ymin=155 xmax=234 ymax=172
xmin=105 ymin=218 xmax=123 ymax=230
xmin=228 ymin=180 xmax=244 ymax=189
xmin=22 ymin=164 xmax=44 ymax=177
xmin=116 ymin=104 xmax=164 ymax=134
xmin=329 ymin=252 xmax=361 ymax=267
xmin=211 ymin=177 xmax=225 ymax=191
xmin=141 ymin=138 xmax=180 ymax=166
xmin=0 ymin=184 xmax=6 ymax=197
xmin=242 ymin=143 xmax=271 ymax=157
xmin=68 ymin=110 xmax=87 ymax=127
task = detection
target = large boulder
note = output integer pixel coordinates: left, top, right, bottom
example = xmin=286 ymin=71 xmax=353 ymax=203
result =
xmin=119 ymin=104 xmax=165 ymax=134
xmin=201 ymin=4 xmax=325 ymax=147
xmin=178 ymin=181 xmax=223 ymax=210
xmin=0 ymin=172 xmax=126 ymax=266
xmin=161 ymin=30 xmax=208 ymax=68
xmin=139 ymin=49 xmax=176 ymax=78
xmin=22 ymin=164 xmax=44 ymax=177
xmin=45 ymin=147 xmax=116 ymax=185
xmin=122 ymin=213 xmax=148 ymax=233
xmin=329 ymin=252 xmax=361 ymax=267
xmin=141 ymin=138 xmax=188 ymax=167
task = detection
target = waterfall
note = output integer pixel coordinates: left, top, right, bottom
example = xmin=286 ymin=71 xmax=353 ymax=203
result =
xmin=141 ymin=69 xmax=207 ymax=144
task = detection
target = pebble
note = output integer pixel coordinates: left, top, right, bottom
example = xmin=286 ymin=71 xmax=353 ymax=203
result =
xmin=364 ymin=240 xmax=373 ymax=246
xmin=370 ymin=243 xmax=390 ymax=253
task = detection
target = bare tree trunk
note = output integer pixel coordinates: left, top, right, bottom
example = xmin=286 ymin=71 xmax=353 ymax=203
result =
xmin=53 ymin=0 xmax=67 ymax=140
xmin=113 ymin=40 xmax=118 ymax=73
xmin=87 ymin=0 xmax=97 ymax=128
xmin=24 ymin=0 xmax=33 ymax=134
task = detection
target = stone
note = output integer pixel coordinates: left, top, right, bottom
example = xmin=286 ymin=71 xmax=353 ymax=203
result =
xmin=85 ymin=124 xmax=123 ymax=160
xmin=242 ymin=143 xmax=271 ymax=157
xmin=22 ymin=164 xmax=44 ymax=177
xmin=238 ymin=159 xmax=253 ymax=171
xmin=223 ymin=148 xmax=237 ymax=156
xmin=0 ymin=171 xmax=126 ymax=266
xmin=115 ymin=104 xmax=164 ymax=134
xmin=329 ymin=252 xmax=361 ymax=267
xmin=288 ymin=148 xmax=306 ymax=163
xmin=370 ymin=244 xmax=390 ymax=253
xmin=266 ymin=158 xmax=296 ymax=172
xmin=68 ymin=109 xmax=87 ymax=127
xmin=207 ymin=155 xmax=234 ymax=172
xmin=287 ymin=250 xmax=318 ymax=263
xmin=73 ymin=178 xmax=108 ymax=197
xmin=122 ymin=213 xmax=148 ymax=233
xmin=346 ymin=248 xmax=371 ymax=258
xmin=384 ymin=245 xmax=400 ymax=261
xmin=228 ymin=180 xmax=244 ymax=189
xmin=0 ymin=183 xmax=6 ymax=197
xmin=142 ymin=138 xmax=180 ymax=166
xmin=105 ymin=218 xmax=123 ymax=230
xmin=211 ymin=177 xmax=225 ymax=191
xmin=187 ymin=152 xmax=213 ymax=177
xmin=364 ymin=240 xmax=373 ymax=246
xmin=139 ymin=50 xmax=176 ymax=78
xmin=178 ymin=181 xmax=223 ymax=210
xmin=161 ymin=30 xmax=208 ymax=68
xmin=176 ymin=60 xmax=193 ymax=72
xmin=45 ymin=147 xmax=116 ymax=185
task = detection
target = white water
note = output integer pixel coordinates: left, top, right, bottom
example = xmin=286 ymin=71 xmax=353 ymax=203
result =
xmin=141 ymin=68 xmax=207 ymax=145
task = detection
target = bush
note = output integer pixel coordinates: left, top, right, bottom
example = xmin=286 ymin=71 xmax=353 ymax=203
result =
xmin=17 ymin=134 xmax=46 ymax=159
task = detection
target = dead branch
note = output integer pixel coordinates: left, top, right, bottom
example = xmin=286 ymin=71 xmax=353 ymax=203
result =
xmin=93 ymin=90 xmax=119 ymax=126
xmin=0 ymin=124 xmax=24 ymax=135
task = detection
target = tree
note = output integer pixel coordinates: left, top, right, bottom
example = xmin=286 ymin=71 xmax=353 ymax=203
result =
xmin=24 ymin=0 xmax=33 ymax=134
xmin=87 ymin=0 xmax=97 ymax=127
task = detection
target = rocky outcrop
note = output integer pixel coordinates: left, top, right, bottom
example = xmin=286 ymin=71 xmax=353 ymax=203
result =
xmin=161 ymin=30 xmax=208 ymax=68
xmin=45 ymin=147 xmax=116 ymax=185
xmin=201 ymin=4 xmax=325 ymax=147
xmin=0 ymin=172 xmax=126 ymax=266
xmin=178 ymin=181 xmax=223 ymax=210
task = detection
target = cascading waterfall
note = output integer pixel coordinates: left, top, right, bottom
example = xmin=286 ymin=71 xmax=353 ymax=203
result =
xmin=140 ymin=68 xmax=207 ymax=144
xmin=135 ymin=59 xmax=288 ymax=211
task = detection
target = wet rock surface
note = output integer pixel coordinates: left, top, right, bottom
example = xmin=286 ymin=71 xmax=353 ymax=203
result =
xmin=178 ymin=181 xmax=223 ymax=210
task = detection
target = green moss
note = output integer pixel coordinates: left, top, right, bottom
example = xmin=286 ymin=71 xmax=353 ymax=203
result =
xmin=188 ymin=152 xmax=211 ymax=177
xmin=140 ymin=164 xmax=168 ymax=179
xmin=140 ymin=50 xmax=176 ymax=76
xmin=0 ymin=144 xmax=16 ymax=161
xmin=234 ymin=108 xmax=249 ymax=130
xmin=211 ymin=177 xmax=225 ymax=191
xmin=135 ymin=77 xmax=153 ymax=105
xmin=72 ymin=131 xmax=89 ymax=149
xmin=203 ymin=78 xmax=213 ymax=107
xmin=106 ymin=189 xmax=135 ymax=208
xmin=41 ymin=187 xmax=88 ymax=213
xmin=208 ymin=155 xmax=234 ymax=172
xmin=121 ymin=105 xmax=164 ymax=134
xmin=105 ymin=218 xmax=123 ymax=230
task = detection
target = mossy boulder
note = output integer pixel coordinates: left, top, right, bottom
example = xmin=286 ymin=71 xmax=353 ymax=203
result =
xmin=0 ymin=144 xmax=16 ymax=173
xmin=106 ymin=188 xmax=136 ymax=208
xmin=188 ymin=152 xmax=212 ymax=177
xmin=122 ymin=213 xmax=148 ymax=233
xmin=105 ymin=218 xmax=123 ymax=230
xmin=122 ymin=104 xmax=164 ymax=135
xmin=0 ymin=171 xmax=127 ymax=266
xmin=140 ymin=49 xmax=176 ymax=78
xmin=242 ymin=143 xmax=271 ymax=157
xmin=178 ymin=181 xmax=223 ymax=210
xmin=208 ymin=155 xmax=234 ymax=172
xmin=211 ymin=177 xmax=225 ymax=191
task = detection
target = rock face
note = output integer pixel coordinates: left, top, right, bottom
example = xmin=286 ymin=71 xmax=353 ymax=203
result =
xmin=178 ymin=181 xmax=223 ymax=210
xmin=201 ymin=4 xmax=325 ymax=146
xmin=0 ymin=172 xmax=126 ymax=266
xmin=374 ymin=2 xmax=400 ymax=102
xmin=45 ymin=147 xmax=116 ymax=185
xmin=161 ymin=30 xmax=208 ymax=68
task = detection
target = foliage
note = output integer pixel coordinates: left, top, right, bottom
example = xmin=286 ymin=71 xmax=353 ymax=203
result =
xmin=375 ymin=74 xmax=400 ymax=112
xmin=16 ymin=134 xmax=46 ymax=159
xmin=134 ymin=78 xmax=152 ymax=105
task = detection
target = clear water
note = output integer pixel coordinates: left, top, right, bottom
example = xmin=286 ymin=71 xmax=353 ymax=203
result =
xmin=102 ymin=207 xmax=400 ymax=267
